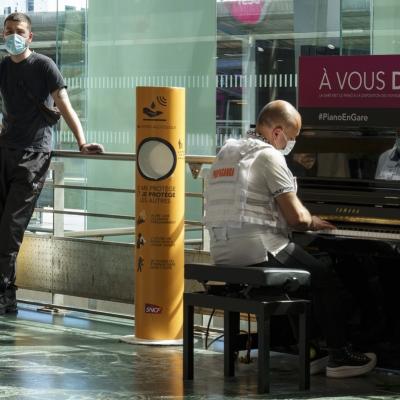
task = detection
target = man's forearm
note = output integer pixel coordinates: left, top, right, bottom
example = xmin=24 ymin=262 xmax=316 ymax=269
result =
xmin=288 ymin=207 xmax=313 ymax=231
xmin=52 ymin=87 xmax=86 ymax=149
xmin=63 ymin=108 xmax=86 ymax=149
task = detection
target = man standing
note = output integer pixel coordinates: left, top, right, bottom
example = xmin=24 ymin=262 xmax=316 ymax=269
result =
xmin=204 ymin=99 xmax=376 ymax=378
xmin=0 ymin=12 xmax=103 ymax=315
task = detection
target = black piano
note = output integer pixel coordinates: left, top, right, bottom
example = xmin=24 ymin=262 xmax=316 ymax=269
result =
xmin=288 ymin=127 xmax=400 ymax=370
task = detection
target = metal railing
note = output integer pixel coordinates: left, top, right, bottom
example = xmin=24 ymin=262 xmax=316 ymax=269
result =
xmin=31 ymin=150 xmax=216 ymax=248
xmin=216 ymin=120 xmax=244 ymax=149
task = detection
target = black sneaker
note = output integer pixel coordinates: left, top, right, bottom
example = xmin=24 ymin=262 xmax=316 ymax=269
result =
xmin=310 ymin=345 xmax=329 ymax=375
xmin=326 ymin=345 xmax=376 ymax=378
xmin=0 ymin=285 xmax=18 ymax=315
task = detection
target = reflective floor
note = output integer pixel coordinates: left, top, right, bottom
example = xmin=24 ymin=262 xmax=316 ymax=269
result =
xmin=0 ymin=304 xmax=399 ymax=400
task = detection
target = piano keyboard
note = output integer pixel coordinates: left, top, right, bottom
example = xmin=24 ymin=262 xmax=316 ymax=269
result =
xmin=312 ymin=226 xmax=400 ymax=241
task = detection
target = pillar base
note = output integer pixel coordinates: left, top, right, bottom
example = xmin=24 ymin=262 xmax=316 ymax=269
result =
xmin=120 ymin=335 xmax=183 ymax=346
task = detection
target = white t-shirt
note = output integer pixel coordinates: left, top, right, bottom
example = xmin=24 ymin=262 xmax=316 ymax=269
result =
xmin=208 ymin=136 xmax=296 ymax=266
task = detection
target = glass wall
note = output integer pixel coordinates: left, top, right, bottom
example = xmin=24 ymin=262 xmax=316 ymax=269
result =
xmin=84 ymin=0 xmax=216 ymax=238
xmin=216 ymin=0 xmax=400 ymax=181
xmin=372 ymin=0 xmax=400 ymax=54
xmin=0 ymin=0 xmax=216 ymax=240
xmin=1 ymin=0 xmax=400 ymax=239
xmin=216 ymin=0 xmax=375 ymax=141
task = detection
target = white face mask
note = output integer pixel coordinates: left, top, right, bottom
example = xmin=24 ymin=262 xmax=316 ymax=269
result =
xmin=278 ymin=130 xmax=296 ymax=156
xmin=279 ymin=139 xmax=296 ymax=156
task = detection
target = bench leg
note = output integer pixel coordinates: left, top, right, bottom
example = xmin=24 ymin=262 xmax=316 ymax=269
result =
xmin=224 ymin=310 xmax=239 ymax=377
xmin=183 ymin=300 xmax=194 ymax=380
xmin=298 ymin=303 xmax=310 ymax=390
xmin=257 ymin=310 xmax=270 ymax=394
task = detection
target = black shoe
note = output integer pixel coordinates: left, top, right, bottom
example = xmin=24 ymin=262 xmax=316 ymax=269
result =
xmin=326 ymin=345 xmax=376 ymax=378
xmin=0 ymin=285 xmax=18 ymax=315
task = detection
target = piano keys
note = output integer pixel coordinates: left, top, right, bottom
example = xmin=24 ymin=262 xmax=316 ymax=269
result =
xmin=309 ymin=223 xmax=400 ymax=241
xmin=295 ymin=177 xmax=400 ymax=242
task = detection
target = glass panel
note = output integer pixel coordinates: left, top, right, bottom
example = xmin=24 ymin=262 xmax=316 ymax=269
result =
xmin=86 ymin=0 xmax=216 ymax=240
xmin=372 ymin=0 xmax=400 ymax=55
xmin=54 ymin=2 xmax=89 ymax=234
xmin=3 ymin=0 xmax=399 ymax=237
xmin=1 ymin=1 xmax=215 ymax=241
xmin=216 ymin=0 xmax=342 ymax=145
xmin=216 ymin=0 xmax=399 ymax=184
xmin=370 ymin=0 xmax=400 ymax=183
xmin=341 ymin=0 xmax=371 ymax=55
xmin=290 ymin=0 xmax=398 ymax=183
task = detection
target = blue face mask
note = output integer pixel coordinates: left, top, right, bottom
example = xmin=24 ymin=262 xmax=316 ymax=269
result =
xmin=4 ymin=33 xmax=28 ymax=55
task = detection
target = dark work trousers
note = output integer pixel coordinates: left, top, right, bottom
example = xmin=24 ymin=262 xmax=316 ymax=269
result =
xmin=0 ymin=147 xmax=51 ymax=292
xmin=257 ymin=242 xmax=347 ymax=349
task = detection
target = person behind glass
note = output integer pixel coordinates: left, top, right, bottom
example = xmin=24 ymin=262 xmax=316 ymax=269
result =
xmin=287 ymin=152 xmax=317 ymax=177
xmin=204 ymin=99 xmax=377 ymax=378
xmin=375 ymin=132 xmax=400 ymax=180
xmin=0 ymin=13 xmax=104 ymax=315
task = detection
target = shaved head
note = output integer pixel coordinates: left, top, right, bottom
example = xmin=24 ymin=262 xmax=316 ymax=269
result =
xmin=256 ymin=100 xmax=302 ymax=137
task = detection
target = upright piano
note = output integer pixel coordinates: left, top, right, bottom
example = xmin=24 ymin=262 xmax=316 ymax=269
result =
xmin=289 ymin=127 xmax=400 ymax=369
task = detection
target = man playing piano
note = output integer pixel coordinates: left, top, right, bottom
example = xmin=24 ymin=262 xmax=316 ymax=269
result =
xmin=204 ymin=99 xmax=377 ymax=378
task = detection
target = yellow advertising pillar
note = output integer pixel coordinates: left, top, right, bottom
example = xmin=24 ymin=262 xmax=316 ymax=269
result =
xmin=130 ymin=86 xmax=185 ymax=344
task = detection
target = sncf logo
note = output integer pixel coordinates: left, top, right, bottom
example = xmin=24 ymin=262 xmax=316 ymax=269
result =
xmin=145 ymin=303 xmax=162 ymax=314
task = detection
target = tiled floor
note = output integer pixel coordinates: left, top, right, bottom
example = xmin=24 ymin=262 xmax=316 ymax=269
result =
xmin=0 ymin=304 xmax=399 ymax=400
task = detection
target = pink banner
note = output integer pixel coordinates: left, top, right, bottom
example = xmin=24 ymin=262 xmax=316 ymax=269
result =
xmin=299 ymin=55 xmax=400 ymax=108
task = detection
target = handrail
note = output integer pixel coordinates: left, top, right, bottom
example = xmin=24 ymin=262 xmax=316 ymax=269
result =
xmin=51 ymin=150 xmax=135 ymax=161
xmin=51 ymin=150 xmax=216 ymax=165
xmin=46 ymin=183 xmax=134 ymax=193
xmin=32 ymin=151 xmax=214 ymax=245
xmin=185 ymin=154 xmax=216 ymax=164
xmin=36 ymin=208 xmax=135 ymax=220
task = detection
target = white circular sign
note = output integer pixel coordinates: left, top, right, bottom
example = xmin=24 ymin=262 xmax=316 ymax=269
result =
xmin=137 ymin=138 xmax=176 ymax=181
